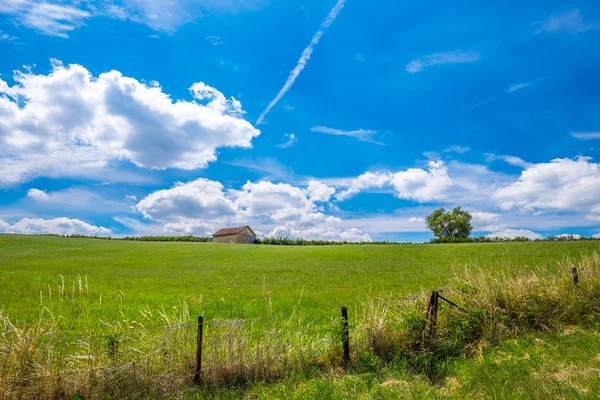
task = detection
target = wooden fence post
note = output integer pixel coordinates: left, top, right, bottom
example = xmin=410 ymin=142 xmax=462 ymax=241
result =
xmin=193 ymin=316 xmax=204 ymax=385
xmin=572 ymin=267 xmax=579 ymax=285
xmin=341 ymin=307 xmax=350 ymax=369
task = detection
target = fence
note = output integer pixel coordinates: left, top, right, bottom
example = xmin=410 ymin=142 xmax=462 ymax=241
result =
xmin=0 ymin=265 xmax=588 ymax=399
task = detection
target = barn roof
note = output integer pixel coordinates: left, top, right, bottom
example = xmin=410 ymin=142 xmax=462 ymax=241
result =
xmin=213 ymin=226 xmax=256 ymax=237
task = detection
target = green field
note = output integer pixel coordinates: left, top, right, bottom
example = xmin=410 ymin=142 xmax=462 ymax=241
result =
xmin=2 ymin=234 xmax=600 ymax=399
xmin=2 ymin=234 xmax=599 ymax=327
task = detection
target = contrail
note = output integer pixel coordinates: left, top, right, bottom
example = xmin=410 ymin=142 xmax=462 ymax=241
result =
xmin=256 ymin=0 xmax=345 ymax=125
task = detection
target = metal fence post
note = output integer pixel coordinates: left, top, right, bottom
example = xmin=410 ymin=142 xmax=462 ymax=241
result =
xmin=193 ymin=316 xmax=204 ymax=385
xmin=341 ymin=307 xmax=350 ymax=369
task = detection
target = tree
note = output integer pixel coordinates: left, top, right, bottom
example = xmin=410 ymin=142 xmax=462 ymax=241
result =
xmin=425 ymin=206 xmax=473 ymax=239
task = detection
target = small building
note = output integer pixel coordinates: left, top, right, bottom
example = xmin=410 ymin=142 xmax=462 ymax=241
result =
xmin=212 ymin=226 xmax=257 ymax=244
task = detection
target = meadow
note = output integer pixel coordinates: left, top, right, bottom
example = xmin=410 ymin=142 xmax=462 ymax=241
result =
xmin=1 ymin=234 xmax=600 ymax=399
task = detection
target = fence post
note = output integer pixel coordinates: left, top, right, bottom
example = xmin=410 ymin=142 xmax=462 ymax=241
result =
xmin=572 ymin=267 xmax=579 ymax=285
xmin=193 ymin=316 xmax=204 ymax=385
xmin=341 ymin=307 xmax=350 ymax=369
xmin=426 ymin=291 xmax=439 ymax=335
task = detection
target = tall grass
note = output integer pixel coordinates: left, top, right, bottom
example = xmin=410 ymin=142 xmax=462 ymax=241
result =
xmin=355 ymin=253 xmax=600 ymax=379
xmin=2 ymin=253 xmax=600 ymax=399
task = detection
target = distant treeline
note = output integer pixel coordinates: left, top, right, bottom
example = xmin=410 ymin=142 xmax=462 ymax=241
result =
xmin=255 ymin=237 xmax=404 ymax=246
xmin=430 ymin=235 xmax=600 ymax=243
xmin=40 ymin=233 xmax=599 ymax=245
xmin=41 ymin=234 xmax=213 ymax=242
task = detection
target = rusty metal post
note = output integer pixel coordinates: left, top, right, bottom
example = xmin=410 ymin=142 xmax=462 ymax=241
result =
xmin=341 ymin=307 xmax=350 ymax=369
xmin=193 ymin=316 xmax=204 ymax=385
xmin=429 ymin=291 xmax=439 ymax=335
xmin=572 ymin=267 xmax=579 ymax=285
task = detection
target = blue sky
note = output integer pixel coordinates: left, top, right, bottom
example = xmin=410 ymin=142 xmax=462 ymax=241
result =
xmin=1 ymin=0 xmax=600 ymax=242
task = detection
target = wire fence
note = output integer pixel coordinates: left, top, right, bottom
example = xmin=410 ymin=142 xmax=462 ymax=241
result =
xmin=0 ymin=311 xmax=346 ymax=399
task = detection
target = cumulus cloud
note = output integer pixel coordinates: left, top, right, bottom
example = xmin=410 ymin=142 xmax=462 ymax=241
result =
xmin=494 ymin=157 xmax=600 ymax=212
xmin=27 ymin=188 xmax=49 ymax=201
xmin=471 ymin=212 xmax=501 ymax=230
xmin=406 ymin=50 xmax=480 ymax=73
xmin=2 ymin=217 xmax=111 ymax=235
xmin=487 ymin=229 xmax=543 ymax=240
xmin=0 ymin=60 xmax=259 ymax=185
xmin=267 ymin=225 xmax=371 ymax=242
xmin=594 ymin=233 xmax=600 ymax=239
xmin=307 ymin=181 xmax=335 ymax=202
xmin=135 ymin=178 xmax=368 ymax=241
xmin=0 ymin=219 xmax=9 ymax=230
xmin=556 ymin=233 xmax=582 ymax=240
xmin=336 ymin=161 xmax=452 ymax=202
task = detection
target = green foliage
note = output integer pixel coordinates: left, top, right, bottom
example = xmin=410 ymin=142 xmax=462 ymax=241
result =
xmin=426 ymin=206 xmax=473 ymax=239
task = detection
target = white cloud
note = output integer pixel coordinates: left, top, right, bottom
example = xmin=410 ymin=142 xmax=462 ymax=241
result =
xmin=408 ymin=217 xmax=424 ymax=223
xmin=556 ymin=233 xmax=582 ymax=240
xmin=310 ymin=126 xmax=384 ymax=145
xmin=593 ymin=233 xmax=600 ymax=239
xmin=276 ymin=133 xmax=297 ymax=148
xmin=27 ymin=188 xmax=49 ymax=201
xmin=0 ymin=60 xmax=259 ymax=185
xmin=444 ymin=145 xmax=470 ymax=154
xmin=0 ymin=1 xmax=90 ymax=38
xmin=506 ymin=76 xmax=551 ymax=93
xmin=134 ymin=177 xmax=368 ymax=241
xmin=307 ymin=181 xmax=335 ymax=202
xmin=2 ymin=217 xmax=110 ymax=235
xmin=335 ymin=171 xmax=392 ymax=201
xmin=125 ymin=195 xmax=137 ymax=201
xmin=267 ymin=225 xmax=371 ymax=242
xmin=406 ymin=50 xmax=480 ymax=73
xmin=471 ymin=212 xmax=500 ymax=230
xmin=487 ymin=229 xmax=543 ymax=240
xmin=0 ymin=1 xmax=268 ymax=35
xmin=335 ymin=161 xmax=452 ymax=202
xmin=571 ymin=132 xmax=600 ymax=140
xmin=256 ymin=0 xmax=345 ymax=124
xmin=494 ymin=157 xmax=600 ymax=212
xmin=391 ymin=161 xmax=452 ymax=201
xmin=136 ymin=179 xmax=366 ymax=240
xmin=485 ymin=153 xmax=533 ymax=168
xmin=535 ymin=9 xmax=600 ymax=34
xmin=0 ymin=29 xmax=18 ymax=41
xmin=0 ymin=218 xmax=9 ymax=230
xmin=136 ymin=179 xmax=237 ymax=224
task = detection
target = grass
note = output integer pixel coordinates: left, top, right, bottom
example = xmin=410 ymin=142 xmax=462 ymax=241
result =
xmin=1 ymin=234 xmax=599 ymax=329
xmin=2 ymin=234 xmax=600 ymax=398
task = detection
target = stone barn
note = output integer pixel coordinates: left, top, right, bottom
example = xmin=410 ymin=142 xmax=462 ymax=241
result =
xmin=212 ymin=226 xmax=257 ymax=244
